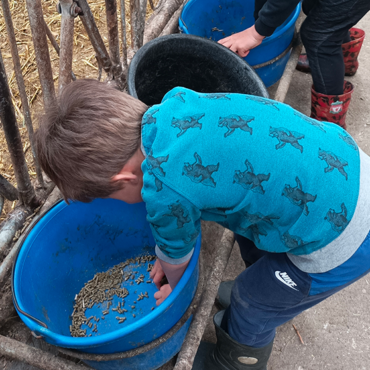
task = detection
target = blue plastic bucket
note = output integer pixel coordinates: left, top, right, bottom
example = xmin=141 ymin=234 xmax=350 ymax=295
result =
xmin=12 ymin=199 xmax=201 ymax=359
xmin=179 ymin=0 xmax=301 ymax=87
xmin=82 ymin=316 xmax=193 ymax=370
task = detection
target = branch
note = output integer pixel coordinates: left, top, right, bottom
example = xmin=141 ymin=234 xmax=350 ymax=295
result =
xmin=174 ymin=229 xmax=235 ymax=370
xmin=143 ymin=0 xmax=184 ymax=44
xmin=0 ymin=335 xmax=89 ymax=370
xmin=0 ymin=174 xmax=18 ymax=201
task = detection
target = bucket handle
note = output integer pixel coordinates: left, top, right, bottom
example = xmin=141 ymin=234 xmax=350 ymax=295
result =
xmin=12 ymin=293 xmax=48 ymax=329
xmin=10 ymin=201 xmax=64 ymax=330
xmin=11 ymin=239 xmax=49 ymax=328
xmin=11 ymin=248 xmax=49 ymax=328
xmin=178 ymin=0 xmax=190 ymax=31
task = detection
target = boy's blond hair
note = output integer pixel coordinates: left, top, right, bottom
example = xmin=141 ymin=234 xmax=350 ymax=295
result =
xmin=36 ymin=79 xmax=148 ymax=202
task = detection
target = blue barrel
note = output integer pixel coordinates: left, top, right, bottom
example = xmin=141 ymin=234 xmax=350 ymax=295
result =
xmin=12 ymin=199 xmax=201 ymax=367
xmin=179 ymin=0 xmax=301 ymax=87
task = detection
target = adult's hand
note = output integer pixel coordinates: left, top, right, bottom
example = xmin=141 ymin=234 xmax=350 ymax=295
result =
xmin=218 ymin=25 xmax=265 ymax=57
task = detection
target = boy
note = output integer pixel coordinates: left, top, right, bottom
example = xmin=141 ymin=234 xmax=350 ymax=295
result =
xmin=36 ymin=79 xmax=370 ymax=370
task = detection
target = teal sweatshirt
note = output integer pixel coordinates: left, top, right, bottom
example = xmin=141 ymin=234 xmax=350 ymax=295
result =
xmin=141 ymin=87 xmax=370 ymax=273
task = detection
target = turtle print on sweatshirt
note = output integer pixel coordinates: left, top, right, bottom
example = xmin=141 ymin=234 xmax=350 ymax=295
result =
xmin=141 ymin=87 xmax=363 ymax=268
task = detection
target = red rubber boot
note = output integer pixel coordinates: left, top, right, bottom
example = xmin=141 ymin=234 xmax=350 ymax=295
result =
xmin=342 ymin=28 xmax=365 ymax=76
xmin=310 ymin=81 xmax=354 ymax=130
xmin=296 ymin=54 xmax=310 ymax=73
xmin=297 ymin=28 xmax=365 ymax=76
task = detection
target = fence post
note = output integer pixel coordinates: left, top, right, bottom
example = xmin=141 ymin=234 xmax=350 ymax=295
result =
xmin=77 ymin=0 xmax=114 ymax=76
xmin=58 ymin=0 xmax=76 ymax=93
xmin=1 ymin=0 xmax=45 ymax=188
xmin=0 ymin=50 xmax=38 ymax=208
xmin=130 ymin=0 xmax=148 ymax=51
xmin=25 ymin=0 xmax=56 ymax=109
xmin=105 ymin=0 xmax=126 ymax=89
xmin=120 ymin=0 xmax=128 ymax=70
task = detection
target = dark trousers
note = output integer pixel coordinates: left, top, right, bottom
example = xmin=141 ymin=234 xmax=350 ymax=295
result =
xmin=300 ymin=0 xmax=370 ymax=95
xmin=222 ymin=232 xmax=370 ymax=348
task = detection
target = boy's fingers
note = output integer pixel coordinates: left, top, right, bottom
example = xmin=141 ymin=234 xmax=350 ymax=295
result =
xmin=153 ymin=271 xmax=165 ymax=289
xmin=154 ymin=291 xmax=165 ymax=306
xmin=154 ymin=284 xmax=172 ymax=306
xmin=150 ymin=259 xmax=161 ymax=279
xmin=156 ymin=297 xmax=164 ymax=306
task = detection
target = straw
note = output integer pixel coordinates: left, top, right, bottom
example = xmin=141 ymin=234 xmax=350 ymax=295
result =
xmin=0 ymin=0 xmax=158 ymax=222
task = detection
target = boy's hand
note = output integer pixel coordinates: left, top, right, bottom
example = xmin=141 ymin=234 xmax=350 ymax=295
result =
xmin=150 ymin=258 xmax=190 ymax=305
xmin=150 ymin=259 xmax=165 ymax=289
xmin=154 ymin=284 xmax=172 ymax=306
xmin=218 ymin=25 xmax=265 ymax=57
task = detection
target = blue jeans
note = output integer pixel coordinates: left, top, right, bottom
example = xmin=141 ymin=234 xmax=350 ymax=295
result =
xmin=223 ymin=231 xmax=370 ymax=348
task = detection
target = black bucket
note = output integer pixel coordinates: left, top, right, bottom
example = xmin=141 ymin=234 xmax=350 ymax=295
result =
xmin=127 ymin=34 xmax=269 ymax=106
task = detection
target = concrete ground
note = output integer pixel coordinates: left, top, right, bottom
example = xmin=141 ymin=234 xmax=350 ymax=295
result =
xmin=200 ymin=12 xmax=370 ymax=370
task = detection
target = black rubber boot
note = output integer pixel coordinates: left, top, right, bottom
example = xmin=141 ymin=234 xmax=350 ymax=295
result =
xmin=192 ymin=311 xmax=273 ymax=370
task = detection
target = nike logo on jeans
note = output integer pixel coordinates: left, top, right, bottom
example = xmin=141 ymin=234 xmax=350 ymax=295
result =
xmin=275 ymin=271 xmax=299 ymax=291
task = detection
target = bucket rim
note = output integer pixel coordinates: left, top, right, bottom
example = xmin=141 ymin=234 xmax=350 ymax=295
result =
xmin=127 ymin=33 xmax=269 ymax=100
xmin=13 ymin=199 xmax=201 ymax=349
xmin=179 ymin=0 xmax=301 ymax=46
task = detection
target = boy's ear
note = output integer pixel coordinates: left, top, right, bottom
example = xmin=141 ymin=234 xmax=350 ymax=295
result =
xmin=112 ymin=172 xmax=137 ymax=183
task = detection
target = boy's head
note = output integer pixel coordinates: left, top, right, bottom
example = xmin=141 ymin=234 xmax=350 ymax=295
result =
xmin=36 ymin=79 xmax=148 ymax=202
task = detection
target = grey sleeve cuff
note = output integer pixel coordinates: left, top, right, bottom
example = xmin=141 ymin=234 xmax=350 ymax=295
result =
xmin=155 ymin=245 xmax=194 ymax=265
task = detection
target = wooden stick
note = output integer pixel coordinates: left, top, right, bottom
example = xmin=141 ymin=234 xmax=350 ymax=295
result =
xmin=292 ymin=324 xmax=305 ymax=345
xmin=174 ymin=229 xmax=235 ymax=370
xmin=0 ymin=334 xmax=89 ymax=370
xmin=159 ymin=4 xmax=182 ymax=36
xmin=143 ymin=0 xmax=184 ymax=45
